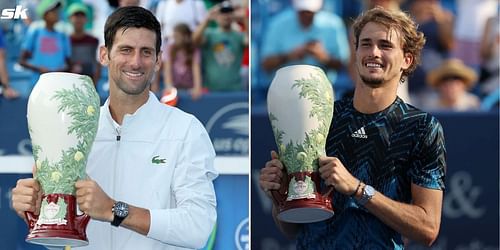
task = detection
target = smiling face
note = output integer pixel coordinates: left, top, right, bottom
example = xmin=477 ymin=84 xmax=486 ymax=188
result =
xmin=99 ymin=27 xmax=161 ymax=97
xmin=437 ymin=76 xmax=467 ymax=103
xmin=355 ymin=22 xmax=412 ymax=88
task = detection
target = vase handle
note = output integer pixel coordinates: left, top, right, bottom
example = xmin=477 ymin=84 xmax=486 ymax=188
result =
xmin=25 ymin=211 xmax=38 ymax=230
xmin=322 ymin=185 xmax=334 ymax=199
xmin=75 ymin=213 xmax=91 ymax=235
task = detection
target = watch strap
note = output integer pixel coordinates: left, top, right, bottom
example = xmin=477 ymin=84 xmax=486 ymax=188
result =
xmin=111 ymin=214 xmax=125 ymax=227
xmin=111 ymin=201 xmax=129 ymax=227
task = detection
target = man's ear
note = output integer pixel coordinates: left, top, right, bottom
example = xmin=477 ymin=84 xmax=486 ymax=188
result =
xmin=155 ymin=51 xmax=162 ymax=73
xmin=401 ymin=52 xmax=413 ymax=71
xmin=99 ymin=46 xmax=109 ymax=66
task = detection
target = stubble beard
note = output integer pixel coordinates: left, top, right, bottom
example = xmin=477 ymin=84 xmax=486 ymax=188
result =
xmin=360 ymin=74 xmax=384 ymax=88
xmin=115 ymin=75 xmax=152 ymax=96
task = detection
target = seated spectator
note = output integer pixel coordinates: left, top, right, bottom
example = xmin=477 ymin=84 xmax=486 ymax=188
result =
xmin=0 ymin=28 xmax=20 ymax=99
xmin=480 ymin=87 xmax=499 ymax=111
xmin=164 ymin=23 xmax=203 ymax=100
xmin=193 ymin=1 xmax=248 ymax=92
xmin=453 ymin=0 xmax=497 ymax=69
xmin=19 ymin=0 xmax=71 ymax=89
xmin=422 ymin=59 xmax=480 ymax=111
xmin=479 ymin=12 xmax=499 ymax=97
xmin=408 ymin=0 xmax=454 ymax=104
xmin=67 ymin=2 xmax=101 ymax=86
xmin=259 ymin=0 xmax=349 ymax=99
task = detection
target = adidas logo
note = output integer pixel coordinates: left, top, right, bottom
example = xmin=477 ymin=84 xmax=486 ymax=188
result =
xmin=351 ymin=127 xmax=368 ymax=139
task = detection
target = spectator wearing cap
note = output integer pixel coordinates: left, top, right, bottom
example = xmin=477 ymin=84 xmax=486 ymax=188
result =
xmin=19 ymin=0 xmax=71 ymax=90
xmin=422 ymin=58 xmax=480 ymax=111
xmin=193 ymin=1 xmax=248 ymax=92
xmin=258 ymin=0 xmax=349 ymax=98
xmin=67 ymin=2 xmax=101 ymax=86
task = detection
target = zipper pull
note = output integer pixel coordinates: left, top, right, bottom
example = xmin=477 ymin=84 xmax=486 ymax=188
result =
xmin=116 ymin=127 xmax=121 ymax=141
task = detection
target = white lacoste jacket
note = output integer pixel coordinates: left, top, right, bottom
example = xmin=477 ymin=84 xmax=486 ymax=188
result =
xmin=80 ymin=92 xmax=218 ymax=250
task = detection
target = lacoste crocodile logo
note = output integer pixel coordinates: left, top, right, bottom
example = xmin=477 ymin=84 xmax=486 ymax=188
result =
xmin=152 ymin=155 xmax=166 ymax=164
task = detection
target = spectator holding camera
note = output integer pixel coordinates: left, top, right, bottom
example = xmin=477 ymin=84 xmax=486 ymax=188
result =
xmin=193 ymin=1 xmax=248 ymax=92
xmin=260 ymin=0 xmax=349 ymax=83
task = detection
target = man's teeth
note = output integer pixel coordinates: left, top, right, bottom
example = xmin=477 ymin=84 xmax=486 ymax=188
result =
xmin=125 ymin=71 xmax=143 ymax=77
xmin=366 ymin=63 xmax=382 ymax=68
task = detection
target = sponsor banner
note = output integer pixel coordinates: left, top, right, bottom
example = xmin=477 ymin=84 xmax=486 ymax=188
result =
xmin=0 ymin=173 xmax=248 ymax=250
xmin=0 ymin=92 xmax=249 ymax=156
xmin=251 ymin=111 xmax=499 ymax=250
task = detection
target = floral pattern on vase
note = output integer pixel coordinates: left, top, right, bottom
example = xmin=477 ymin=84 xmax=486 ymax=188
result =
xmin=268 ymin=65 xmax=334 ymax=201
xmin=28 ymin=74 xmax=100 ymax=195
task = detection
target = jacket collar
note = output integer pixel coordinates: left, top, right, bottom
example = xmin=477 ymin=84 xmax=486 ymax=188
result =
xmin=98 ymin=92 xmax=170 ymax=142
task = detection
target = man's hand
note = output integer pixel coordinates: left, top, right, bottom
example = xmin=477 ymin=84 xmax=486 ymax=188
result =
xmin=259 ymin=151 xmax=286 ymax=200
xmin=2 ymin=86 xmax=20 ymax=99
xmin=287 ymin=45 xmax=308 ymax=62
xmin=11 ymin=178 xmax=42 ymax=221
xmin=306 ymin=41 xmax=330 ymax=63
xmin=75 ymin=179 xmax=114 ymax=222
xmin=318 ymin=156 xmax=359 ymax=195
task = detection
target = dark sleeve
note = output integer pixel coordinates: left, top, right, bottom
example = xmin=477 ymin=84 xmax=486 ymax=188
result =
xmin=408 ymin=116 xmax=446 ymax=190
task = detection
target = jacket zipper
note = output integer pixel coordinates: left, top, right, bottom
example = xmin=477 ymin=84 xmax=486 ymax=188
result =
xmin=111 ymin=125 xmax=121 ymax=250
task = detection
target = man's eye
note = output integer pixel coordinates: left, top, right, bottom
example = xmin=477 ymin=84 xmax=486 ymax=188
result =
xmin=381 ymin=44 xmax=393 ymax=49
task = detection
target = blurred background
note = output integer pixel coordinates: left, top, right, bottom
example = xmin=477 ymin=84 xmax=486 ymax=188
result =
xmin=251 ymin=0 xmax=499 ymax=249
xmin=0 ymin=0 xmax=248 ymax=249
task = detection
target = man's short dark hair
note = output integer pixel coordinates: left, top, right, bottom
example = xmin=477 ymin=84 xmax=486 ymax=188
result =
xmin=104 ymin=6 xmax=162 ymax=55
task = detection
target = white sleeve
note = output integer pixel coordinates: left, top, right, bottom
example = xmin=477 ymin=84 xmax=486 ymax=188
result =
xmin=155 ymin=1 xmax=166 ymax=24
xmin=195 ymin=0 xmax=207 ymax=24
xmin=147 ymin=117 xmax=217 ymax=249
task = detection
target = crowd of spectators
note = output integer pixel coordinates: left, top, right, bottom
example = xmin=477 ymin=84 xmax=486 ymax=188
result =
xmin=0 ymin=0 xmax=498 ymax=111
xmin=252 ymin=0 xmax=499 ymax=112
xmin=0 ymin=0 xmax=249 ymax=102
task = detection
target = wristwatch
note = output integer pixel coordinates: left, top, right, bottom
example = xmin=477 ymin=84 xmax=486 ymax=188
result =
xmin=358 ymin=184 xmax=375 ymax=206
xmin=111 ymin=201 xmax=129 ymax=227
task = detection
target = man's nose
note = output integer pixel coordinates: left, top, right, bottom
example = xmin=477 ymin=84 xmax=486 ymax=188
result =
xmin=129 ymin=52 xmax=141 ymax=68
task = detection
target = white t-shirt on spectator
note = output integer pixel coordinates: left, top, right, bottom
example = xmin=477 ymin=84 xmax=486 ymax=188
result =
xmin=155 ymin=0 xmax=207 ymax=41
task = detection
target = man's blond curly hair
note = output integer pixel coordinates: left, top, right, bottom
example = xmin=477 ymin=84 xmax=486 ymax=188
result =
xmin=352 ymin=7 xmax=426 ymax=78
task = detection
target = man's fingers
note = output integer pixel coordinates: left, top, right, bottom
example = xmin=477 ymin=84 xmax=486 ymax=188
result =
xmin=264 ymin=159 xmax=283 ymax=170
xmin=75 ymin=187 xmax=86 ymax=197
xmin=34 ymin=192 xmax=42 ymax=216
xmin=260 ymin=181 xmax=280 ymax=192
xmin=318 ymin=156 xmax=334 ymax=166
xmin=75 ymin=179 xmax=93 ymax=189
xmin=16 ymin=178 xmax=39 ymax=191
xmin=270 ymin=150 xmax=279 ymax=160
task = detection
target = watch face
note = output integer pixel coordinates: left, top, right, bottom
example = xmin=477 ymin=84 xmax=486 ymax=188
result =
xmin=364 ymin=185 xmax=375 ymax=196
xmin=114 ymin=202 xmax=129 ymax=218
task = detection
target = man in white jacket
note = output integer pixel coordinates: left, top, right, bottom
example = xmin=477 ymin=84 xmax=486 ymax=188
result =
xmin=12 ymin=6 xmax=217 ymax=249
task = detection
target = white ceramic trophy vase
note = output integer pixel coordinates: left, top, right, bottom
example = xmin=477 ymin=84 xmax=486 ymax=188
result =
xmin=26 ymin=72 xmax=100 ymax=247
xmin=267 ymin=65 xmax=335 ymax=223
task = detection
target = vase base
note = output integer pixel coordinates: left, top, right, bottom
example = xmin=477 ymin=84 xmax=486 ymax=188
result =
xmin=27 ymin=237 xmax=89 ymax=247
